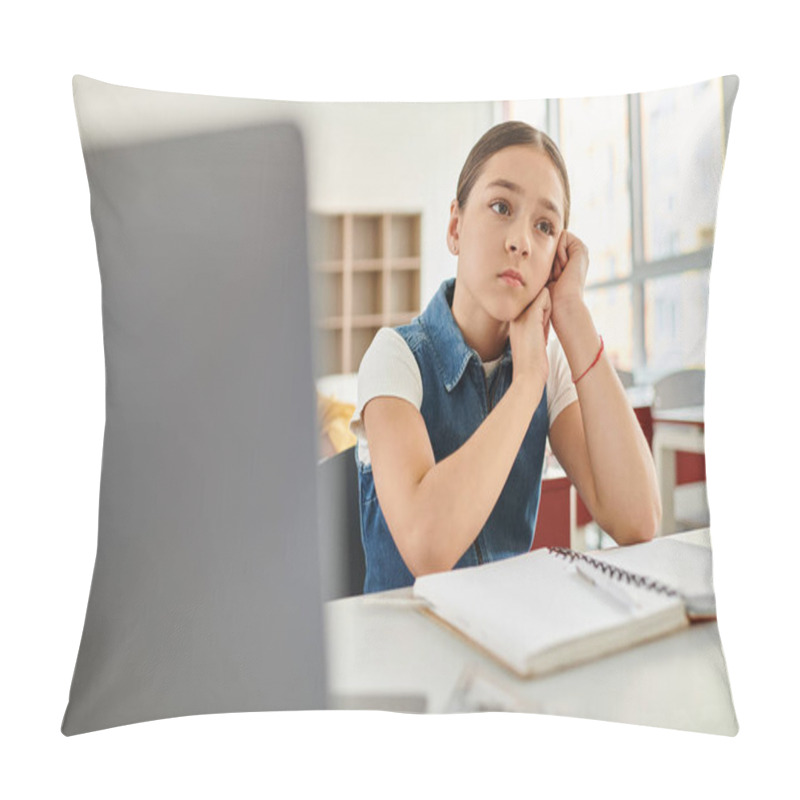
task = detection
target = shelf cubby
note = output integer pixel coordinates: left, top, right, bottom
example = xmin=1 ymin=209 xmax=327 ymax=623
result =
xmin=310 ymin=212 xmax=422 ymax=376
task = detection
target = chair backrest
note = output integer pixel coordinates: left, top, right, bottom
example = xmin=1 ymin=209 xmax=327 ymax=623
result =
xmin=652 ymin=369 xmax=705 ymax=411
xmin=615 ymin=369 xmax=634 ymax=388
xmin=316 ymin=446 xmax=365 ymax=600
xmin=62 ymin=101 xmax=329 ymax=732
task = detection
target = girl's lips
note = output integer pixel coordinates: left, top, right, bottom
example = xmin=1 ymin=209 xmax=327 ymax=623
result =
xmin=500 ymin=271 xmax=524 ymax=287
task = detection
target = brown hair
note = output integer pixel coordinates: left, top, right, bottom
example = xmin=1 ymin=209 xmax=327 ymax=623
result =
xmin=456 ymin=121 xmax=571 ymax=229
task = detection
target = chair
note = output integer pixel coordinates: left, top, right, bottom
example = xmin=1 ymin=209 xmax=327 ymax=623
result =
xmin=615 ymin=369 xmax=634 ymax=388
xmin=533 ymin=475 xmax=573 ymax=550
xmin=652 ymin=368 xmax=707 ymax=485
xmin=316 ymin=446 xmax=366 ymax=600
xmin=652 ymin=369 xmax=705 ymax=411
xmin=652 ymin=369 xmax=708 ymax=530
xmin=62 ymin=114 xmax=330 ymax=732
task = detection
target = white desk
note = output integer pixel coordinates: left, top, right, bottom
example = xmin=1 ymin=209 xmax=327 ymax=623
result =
xmin=324 ymin=529 xmax=737 ymax=735
xmin=652 ymin=406 xmax=705 ymax=535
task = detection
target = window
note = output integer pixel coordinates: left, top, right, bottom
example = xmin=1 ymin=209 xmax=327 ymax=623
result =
xmin=640 ymin=81 xmax=724 ymax=261
xmin=506 ymin=78 xmax=732 ymax=382
xmin=644 ymin=269 xmax=710 ymax=372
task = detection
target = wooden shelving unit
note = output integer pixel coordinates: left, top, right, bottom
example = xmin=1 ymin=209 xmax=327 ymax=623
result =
xmin=310 ymin=212 xmax=422 ymax=376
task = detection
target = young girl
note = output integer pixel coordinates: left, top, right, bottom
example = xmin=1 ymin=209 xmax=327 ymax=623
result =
xmin=350 ymin=121 xmax=660 ymax=593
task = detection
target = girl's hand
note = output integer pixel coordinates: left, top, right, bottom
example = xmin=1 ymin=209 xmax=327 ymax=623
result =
xmin=548 ymin=231 xmax=589 ymax=329
xmin=509 ymin=285 xmax=551 ymax=388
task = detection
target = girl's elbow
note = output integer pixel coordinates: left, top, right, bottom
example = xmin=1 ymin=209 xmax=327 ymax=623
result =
xmin=602 ymin=500 xmax=661 ymax=545
xmin=620 ymin=519 xmax=657 ymax=545
xmin=625 ymin=507 xmax=661 ymax=544
xmin=638 ymin=493 xmax=663 ymax=541
xmin=395 ymin=519 xmax=458 ymax=578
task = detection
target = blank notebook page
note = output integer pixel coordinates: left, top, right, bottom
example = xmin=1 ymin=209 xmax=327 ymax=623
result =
xmin=591 ymin=538 xmax=713 ymax=601
xmin=413 ymin=549 xmax=679 ymax=664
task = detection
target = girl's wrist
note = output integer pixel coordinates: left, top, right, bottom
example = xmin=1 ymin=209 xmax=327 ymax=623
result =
xmin=511 ymin=371 xmax=547 ymax=413
xmin=551 ymin=294 xmax=588 ymax=329
xmin=551 ymin=300 xmax=603 ymax=377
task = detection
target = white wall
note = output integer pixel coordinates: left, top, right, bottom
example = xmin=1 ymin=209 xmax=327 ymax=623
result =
xmin=293 ymin=101 xmax=496 ymax=304
xmin=74 ymin=77 xmax=497 ymax=306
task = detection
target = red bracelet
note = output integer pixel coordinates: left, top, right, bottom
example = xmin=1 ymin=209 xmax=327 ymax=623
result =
xmin=572 ymin=336 xmax=604 ymax=384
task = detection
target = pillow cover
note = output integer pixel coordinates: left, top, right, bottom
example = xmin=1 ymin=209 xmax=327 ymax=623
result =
xmin=62 ymin=77 xmax=327 ymax=734
xmin=64 ymin=75 xmax=738 ymax=735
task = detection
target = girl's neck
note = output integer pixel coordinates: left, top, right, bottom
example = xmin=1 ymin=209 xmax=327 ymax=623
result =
xmin=451 ymin=280 xmax=509 ymax=362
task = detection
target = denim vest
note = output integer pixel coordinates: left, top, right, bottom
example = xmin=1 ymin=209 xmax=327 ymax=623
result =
xmin=357 ymin=278 xmax=548 ymax=593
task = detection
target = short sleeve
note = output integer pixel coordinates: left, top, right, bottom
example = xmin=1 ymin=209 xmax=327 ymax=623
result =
xmin=546 ymin=336 xmax=578 ymax=427
xmin=349 ymin=328 xmax=422 ymax=465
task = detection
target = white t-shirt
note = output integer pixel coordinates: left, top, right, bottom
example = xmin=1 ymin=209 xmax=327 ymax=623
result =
xmin=350 ymin=327 xmax=578 ymax=465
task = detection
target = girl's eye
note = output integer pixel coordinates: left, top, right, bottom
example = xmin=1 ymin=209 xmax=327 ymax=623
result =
xmin=537 ymin=220 xmax=555 ymax=235
xmin=490 ymin=201 xmax=511 ymax=216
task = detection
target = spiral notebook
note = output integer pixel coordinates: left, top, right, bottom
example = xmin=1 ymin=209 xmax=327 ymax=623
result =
xmin=590 ymin=537 xmax=715 ymax=620
xmin=412 ymin=545 xmax=692 ymax=678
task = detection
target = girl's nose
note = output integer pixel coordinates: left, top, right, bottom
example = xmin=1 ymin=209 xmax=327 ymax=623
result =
xmin=506 ymin=229 xmax=530 ymax=258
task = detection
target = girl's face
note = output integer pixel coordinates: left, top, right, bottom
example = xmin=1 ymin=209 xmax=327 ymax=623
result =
xmin=448 ymin=145 xmax=566 ymax=324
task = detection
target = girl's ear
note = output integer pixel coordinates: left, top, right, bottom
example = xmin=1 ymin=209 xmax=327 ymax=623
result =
xmin=447 ymin=199 xmax=461 ymax=255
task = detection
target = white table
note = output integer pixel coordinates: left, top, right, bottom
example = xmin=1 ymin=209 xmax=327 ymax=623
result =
xmin=324 ymin=529 xmax=737 ymax=735
xmin=652 ymin=406 xmax=705 ymax=535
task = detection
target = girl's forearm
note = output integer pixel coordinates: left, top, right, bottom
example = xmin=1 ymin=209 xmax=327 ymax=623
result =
xmin=555 ymin=301 xmax=661 ymax=542
xmin=407 ymin=375 xmax=544 ymax=575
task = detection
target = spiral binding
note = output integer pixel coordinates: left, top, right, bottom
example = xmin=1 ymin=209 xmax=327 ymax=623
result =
xmin=547 ymin=547 xmax=680 ymax=598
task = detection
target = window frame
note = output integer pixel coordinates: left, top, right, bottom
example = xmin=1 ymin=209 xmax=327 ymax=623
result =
xmin=507 ymin=78 xmax=735 ymax=380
